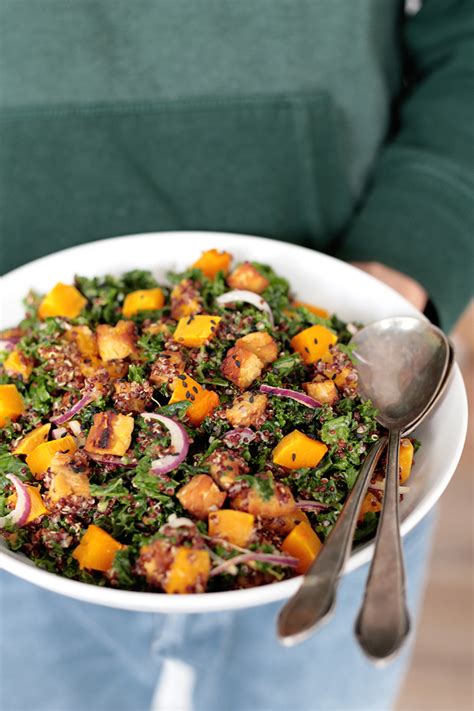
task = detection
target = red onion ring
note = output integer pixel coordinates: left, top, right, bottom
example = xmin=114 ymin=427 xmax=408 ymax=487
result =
xmin=87 ymin=452 xmax=138 ymax=468
xmin=296 ymin=500 xmax=330 ymax=512
xmin=141 ymin=413 xmax=190 ymax=475
xmin=209 ymin=551 xmax=298 ymax=577
xmin=216 ymin=290 xmax=274 ymax=326
xmin=50 ymin=393 xmax=95 ymax=425
xmin=0 ymin=474 xmax=31 ymax=528
xmin=0 ymin=339 xmax=19 ymax=353
xmin=259 ymin=384 xmax=321 ymax=409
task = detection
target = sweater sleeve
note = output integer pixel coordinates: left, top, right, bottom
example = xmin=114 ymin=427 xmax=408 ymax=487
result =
xmin=334 ymin=0 xmax=474 ymax=331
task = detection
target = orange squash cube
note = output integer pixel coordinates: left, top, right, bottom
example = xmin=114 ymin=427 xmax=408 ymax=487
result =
xmin=272 ymin=430 xmax=328 ymax=470
xmin=231 ymin=481 xmax=296 ymax=518
xmin=8 ymin=485 xmax=49 ymax=524
xmin=13 ymin=423 xmax=51 ymax=456
xmin=281 ymin=521 xmax=322 ymax=574
xmin=26 ymin=435 xmax=77 ymax=477
xmin=399 ymin=438 xmax=414 ymax=484
xmin=192 ymin=249 xmax=232 ymax=280
xmin=85 ymin=411 xmax=134 ymax=456
xmin=164 ymin=547 xmax=211 ymax=594
xmin=290 ymin=324 xmax=337 ymax=364
xmin=173 ymin=315 xmax=221 ymax=348
xmin=38 ymin=282 xmax=87 ymax=320
xmin=169 ymin=374 xmax=219 ymax=426
xmin=292 ymin=300 xmax=329 ymax=319
xmin=65 ymin=325 xmax=99 ymax=359
xmin=48 ymin=470 xmax=91 ymax=503
xmin=358 ymin=492 xmax=382 ymax=522
xmin=72 ymin=524 xmax=124 ymax=572
xmin=3 ymin=350 xmax=34 ymax=382
xmin=176 ymin=474 xmax=226 ymax=520
xmin=96 ymin=321 xmax=137 ymax=361
xmin=122 ymin=288 xmax=165 ymax=318
xmin=170 ymin=280 xmax=202 ymax=320
xmin=208 ymin=510 xmax=255 ymax=548
xmin=227 ymin=263 xmax=269 ymax=294
xmin=0 ymin=384 xmax=25 ymax=427
xmin=304 ymin=380 xmax=338 ymax=405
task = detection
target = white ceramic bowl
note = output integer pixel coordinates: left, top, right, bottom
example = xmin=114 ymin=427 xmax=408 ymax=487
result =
xmin=0 ymin=232 xmax=468 ymax=613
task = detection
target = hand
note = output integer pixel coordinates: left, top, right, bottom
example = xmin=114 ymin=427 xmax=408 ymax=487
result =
xmin=351 ymin=262 xmax=428 ymax=312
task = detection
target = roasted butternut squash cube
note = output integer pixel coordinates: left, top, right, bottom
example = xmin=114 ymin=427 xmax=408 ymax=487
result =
xmin=96 ymin=321 xmax=137 ymax=361
xmin=170 ymin=280 xmax=202 ymax=319
xmin=227 ymin=263 xmax=269 ymax=294
xmin=26 ymin=435 xmax=77 ymax=478
xmin=13 ymin=423 xmax=51 ymax=456
xmin=225 ymin=392 xmax=268 ymax=428
xmin=272 ymin=430 xmax=328 ymax=470
xmin=291 ymin=300 xmax=329 ymax=319
xmin=85 ymin=411 xmax=134 ymax=456
xmin=358 ymin=492 xmax=382 ymax=522
xmin=176 ymin=474 xmax=226 ymax=520
xmin=281 ymin=521 xmax=322 ymax=574
xmin=206 ymin=450 xmax=248 ymax=491
xmin=8 ymin=485 xmax=49 ymax=524
xmin=192 ymin=249 xmax=232 ymax=280
xmin=72 ymin=525 xmax=124 ymax=572
xmin=303 ymin=380 xmax=338 ymax=405
xmin=173 ymin=315 xmax=221 ymax=348
xmin=208 ymin=510 xmax=255 ymax=548
xmin=290 ymin=324 xmax=338 ymax=364
xmin=221 ymin=345 xmax=263 ymax=390
xmin=38 ymin=282 xmax=87 ymax=320
xmin=65 ymin=325 xmax=99 ymax=359
xmin=0 ymin=384 xmax=25 ymax=427
xmin=48 ymin=470 xmax=91 ymax=503
xmin=399 ymin=438 xmax=414 ymax=484
xmin=231 ymin=481 xmax=296 ymax=518
xmin=169 ymin=374 xmax=219 ymax=426
xmin=165 ymin=547 xmax=211 ymax=594
xmin=236 ymin=332 xmax=278 ymax=365
xmin=3 ymin=350 xmax=34 ymax=382
xmin=150 ymin=350 xmax=186 ymax=387
xmin=265 ymin=508 xmax=311 ymax=537
xmin=122 ymin=288 xmax=165 ymax=318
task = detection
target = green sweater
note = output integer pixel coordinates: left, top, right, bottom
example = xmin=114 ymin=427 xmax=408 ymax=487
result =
xmin=1 ymin=0 xmax=473 ymax=329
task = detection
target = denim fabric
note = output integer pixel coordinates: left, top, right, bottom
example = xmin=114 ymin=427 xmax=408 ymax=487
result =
xmin=0 ymin=513 xmax=434 ymax=711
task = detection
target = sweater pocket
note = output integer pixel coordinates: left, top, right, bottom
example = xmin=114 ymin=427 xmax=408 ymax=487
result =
xmin=1 ymin=92 xmax=353 ymax=270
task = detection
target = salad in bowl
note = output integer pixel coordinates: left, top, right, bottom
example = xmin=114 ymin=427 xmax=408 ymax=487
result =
xmin=0 ymin=247 xmax=416 ymax=596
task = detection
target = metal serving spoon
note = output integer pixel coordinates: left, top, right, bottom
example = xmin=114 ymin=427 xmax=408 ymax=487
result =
xmin=278 ymin=318 xmax=451 ymax=653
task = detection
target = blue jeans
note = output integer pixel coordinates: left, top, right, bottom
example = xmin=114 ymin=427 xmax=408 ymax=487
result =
xmin=0 ymin=514 xmax=434 ymax=711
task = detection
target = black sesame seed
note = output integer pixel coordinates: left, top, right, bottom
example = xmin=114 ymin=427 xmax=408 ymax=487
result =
xmin=291 ymin=453 xmax=296 ymax=461
xmin=192 ymin=386 xmax=198 ymax=393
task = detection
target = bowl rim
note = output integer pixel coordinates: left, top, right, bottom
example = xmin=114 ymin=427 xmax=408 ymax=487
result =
xmin=0 ymin=230 xmax=468 ymax=613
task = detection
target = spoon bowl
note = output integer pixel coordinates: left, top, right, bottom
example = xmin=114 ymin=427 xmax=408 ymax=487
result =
xmin=351 ymin=317 xmax=450 ymax=661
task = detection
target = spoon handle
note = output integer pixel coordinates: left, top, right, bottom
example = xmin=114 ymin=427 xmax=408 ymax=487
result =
xmin=355 ymin=428 xmax=410 ymax=661
xmin=277 ymin=437 xmax=387 ymax=645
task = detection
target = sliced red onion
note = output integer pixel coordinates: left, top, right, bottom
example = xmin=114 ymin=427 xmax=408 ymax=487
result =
xmin=216 ymin=290 xmax=274 ymax=326
xmin=0 ymin=474 xmax=31 ymax=529
xmin=141 ymin=413 xmax=190 ymax=475
xmin=296 ymin=500 xmax=330 ymax=512
xmin=209 ymin=551 xmax=298 ymax=577
xmin=51 ymin=426 xmax=68 ymax=440
xmin=50 ymin=393 xmax=95 ymax=425
xmin=87 ymin=452 xmax=138 ymax=468
xmin=223 ymin=427 xmax=256 ymax=447
xmin=259 ymin=384 xmax=321 ymax=409
xmin=0 ymin=339 xmax=18 ymax=352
